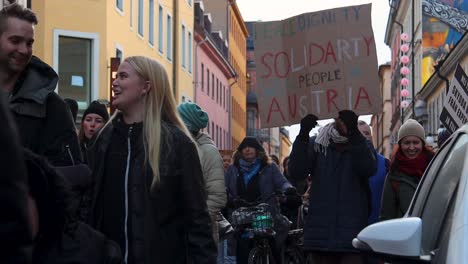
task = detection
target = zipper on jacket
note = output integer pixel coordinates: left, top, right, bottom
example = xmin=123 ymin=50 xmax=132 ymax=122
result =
xmin=65 ymin=144 xmax=75 ymax=165
xmin=123 ymin=126 xmax=133 ymax=263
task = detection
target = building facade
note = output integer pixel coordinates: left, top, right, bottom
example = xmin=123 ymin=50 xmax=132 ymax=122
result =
xmin=418 ymin=32 xmax=468 ymax=141
xmin=29 ymin=0 xmax=193 ymax=115
xmin=385 ymin=0 xmax=468 ymax=144
xmin=227 ymin=1 xmax=248 ymax=149
xmin=200 ymin=0 xmax=248 ymax=149
xmin=194 ymin=1 xmax=235 ymax=150
xmin=371 ymin=64 xmax=393 ymax=159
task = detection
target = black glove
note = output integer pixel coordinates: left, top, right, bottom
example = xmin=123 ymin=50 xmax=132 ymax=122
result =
xmin=338 ymin=110 xmax=364 ymax=143
xmin=298 ymin=114 xmax=318 ymax=140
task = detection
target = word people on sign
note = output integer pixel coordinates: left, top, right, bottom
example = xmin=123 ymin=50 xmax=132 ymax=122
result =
xmin=254 ymin=4 xmax=381 ymax=128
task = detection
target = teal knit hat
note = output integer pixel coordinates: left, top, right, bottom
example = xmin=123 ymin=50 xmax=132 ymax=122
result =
xmin=177 ymin=102 xmax=209 ymax=132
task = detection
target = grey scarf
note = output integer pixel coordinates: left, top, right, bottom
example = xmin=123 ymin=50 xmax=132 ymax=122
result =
xmin=314 ymin=122 xmax=348 ymax=155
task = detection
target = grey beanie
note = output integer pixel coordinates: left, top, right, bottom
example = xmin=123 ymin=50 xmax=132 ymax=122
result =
xmin=398 ymin=119 xmax=425 ymax=143
xmin=177 ymin=102 xmax=209 ymax=132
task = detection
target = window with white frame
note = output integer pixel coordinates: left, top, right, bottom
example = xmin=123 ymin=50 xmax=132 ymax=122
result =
xmin=181 ymin=24 xmax=186 ymax=68
xmin=188 ymin=31 xmax=192 ymax=73
xmin=149 ymin=0 xmax=154 ymax=45
xmin=116 ymin=0 xmax=123 ymax=11
xmin=158 ymin=5 xmax=163 ymax=53
xmin=53 ymin=30 xmax=99 ymax=112
xmin=138 ymin=0 xmax=143 ymax=36
xmin=167 ymin=14 xmax=172 ymax=61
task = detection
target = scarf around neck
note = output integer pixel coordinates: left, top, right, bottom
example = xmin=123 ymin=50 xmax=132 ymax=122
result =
xmin=239 ymin=158 xmax=261 ymax=185
xmin=395 ymin=150 xmax=430 ymax=179
xmin=314 ymin=122 xmax=348 ymax=155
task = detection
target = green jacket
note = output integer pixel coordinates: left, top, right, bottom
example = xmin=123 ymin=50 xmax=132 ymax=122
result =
xmin=379 ymin=170 xmax=420 ymax=221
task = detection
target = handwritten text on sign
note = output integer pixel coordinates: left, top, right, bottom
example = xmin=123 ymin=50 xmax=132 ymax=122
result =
xmin=440 ymin=65 xmax=468 ymax=134
xmin=254 ymin=4 xmax=381 ymax=128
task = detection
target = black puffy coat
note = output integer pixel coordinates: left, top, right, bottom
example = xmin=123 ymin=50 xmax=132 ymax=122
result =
xmin=289 ymin=135 xmax=376 ymax=252
xmin=9 ymin=56 xmax=82 ymax=166
xmin=87 ymin=117 xmax=217 ymax=264
xmin=0 ymin=91 xmax=32 ymax=263
xmin=33 ymin=222 xmax=122 ymax=264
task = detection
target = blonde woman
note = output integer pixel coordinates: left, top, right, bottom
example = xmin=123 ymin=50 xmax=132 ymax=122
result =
xmin=86 ymin=56 xmax=216 ymax=263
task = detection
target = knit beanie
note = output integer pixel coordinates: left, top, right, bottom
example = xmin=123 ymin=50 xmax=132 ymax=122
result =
xmin=237 ymin=136 xmax=265 ymax=153
xmin=398 ymin=119 xmax=425 ymax=143
xmin=82 ymin=101 xmax=109 ymax=122
xmin=177 ymin=102 xmax=209 ymax=132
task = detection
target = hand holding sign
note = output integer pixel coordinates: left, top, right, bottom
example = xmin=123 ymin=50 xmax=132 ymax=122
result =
xmin=298 ymin=114 xmax=318 ymax=140
xmin=254 ymin=4 xmax=381 ymax=128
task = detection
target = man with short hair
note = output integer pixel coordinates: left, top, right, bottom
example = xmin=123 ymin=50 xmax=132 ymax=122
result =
xmin=0 ymin=3 xmax=81 ymax=165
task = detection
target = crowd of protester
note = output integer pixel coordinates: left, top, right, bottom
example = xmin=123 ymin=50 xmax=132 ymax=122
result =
xmin=0 ymin=3 xmax=452 ymax=264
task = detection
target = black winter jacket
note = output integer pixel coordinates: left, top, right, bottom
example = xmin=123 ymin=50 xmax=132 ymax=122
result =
xmin=8 ymin=56 xmax=82 ymax=166
xmin=289 ymin=134 xmax=376 ymax=252
xmin=33 ymin=222 xmax=122 ymax=264
xmin=0 ymin=91 xmax=32 ymax=263
xmin=87 ymin=116 xmax=217 ymax=264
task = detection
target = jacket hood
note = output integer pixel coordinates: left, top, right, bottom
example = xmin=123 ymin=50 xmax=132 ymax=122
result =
xmin=196 ymin=132 xmax=215 ymax=146
xmin=10 ymin=56 xmax=59 ymax=104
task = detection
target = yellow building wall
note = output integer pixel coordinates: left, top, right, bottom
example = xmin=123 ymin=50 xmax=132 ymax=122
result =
xmin=32 ymin=0 xmax=107 ymax=99
xmin=280 ymin=134 xmax=291 ymax=165
xmin=175 ymin=0 xmax=195 ymax=103
xmin=105 ymin=0 xmax=176 ymax=102
xmin=229 ymin=3 xmax=248 ymax=149
xmin=33 ymin=0 xmax=190 ymax=104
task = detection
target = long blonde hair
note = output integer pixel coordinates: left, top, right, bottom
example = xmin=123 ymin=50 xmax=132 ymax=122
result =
xmin=100 ymin=56 xmax=192 ymax=187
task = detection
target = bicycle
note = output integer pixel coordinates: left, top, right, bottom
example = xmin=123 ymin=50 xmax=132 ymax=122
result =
xmin=230 ymin=192 xmax=281 ymax=264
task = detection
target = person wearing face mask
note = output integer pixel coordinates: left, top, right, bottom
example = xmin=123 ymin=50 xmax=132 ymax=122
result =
xmin=379 ymin=119 xmax=435 ymax=221
xmin=289 ymin=111 xmax=377 ymax=264
xmin=78 ymin=101 xmax=109 ymax=164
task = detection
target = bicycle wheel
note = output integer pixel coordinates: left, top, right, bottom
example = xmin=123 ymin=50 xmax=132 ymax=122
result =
xmin=248 ymin=246 xmax=276 ymax=264
xmin=283 ymin=246 xmax=305 ymax=264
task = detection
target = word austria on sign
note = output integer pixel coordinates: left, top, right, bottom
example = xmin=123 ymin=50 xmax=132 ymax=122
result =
xmin=253 ymin=4 xmax=381 ymax=128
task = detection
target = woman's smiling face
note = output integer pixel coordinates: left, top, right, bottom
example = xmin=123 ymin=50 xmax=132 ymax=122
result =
xmin=400 ymin=136 xmax=423 ymax=159
xmin=111 ymin=61 xmax=146 ymax=112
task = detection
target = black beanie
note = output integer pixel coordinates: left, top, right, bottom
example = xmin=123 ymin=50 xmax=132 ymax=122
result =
xmin=237 ymin=137 xmax=265 ymax=152
xmin=82 ymin=101 xmax=109 ymax=122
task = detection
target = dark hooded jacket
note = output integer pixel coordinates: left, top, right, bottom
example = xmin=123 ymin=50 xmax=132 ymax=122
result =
xmin=289 ymin=134 xmax=376 ymax=252
xmin=87 ymin=115 xmax=217 ymax=264
xmin=8 ymin=56 xmax=82 ymax=166
xmin=21 ymin=149 xmax=122 ymax=264
xmin=0 ymin=91 xmax=32 ymax=263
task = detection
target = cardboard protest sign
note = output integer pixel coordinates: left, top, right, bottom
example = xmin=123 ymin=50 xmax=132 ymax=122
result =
xmin=253 ymin=4 xmax=381 ymax=128
xmin=440 ymin=64 xmax=468 ymax=134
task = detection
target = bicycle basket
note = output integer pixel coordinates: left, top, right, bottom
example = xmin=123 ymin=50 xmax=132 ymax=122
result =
xmin=251 ymin=210 xmax=274 ymax=234
xmin=231 ymin=207 xmax=257 ymax=226
xmin=231 ymin=203 xmax=273 ymax=228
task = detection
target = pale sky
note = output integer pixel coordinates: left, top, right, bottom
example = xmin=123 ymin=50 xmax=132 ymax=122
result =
xmin=235 ymin=0 xmax=392 ymax=141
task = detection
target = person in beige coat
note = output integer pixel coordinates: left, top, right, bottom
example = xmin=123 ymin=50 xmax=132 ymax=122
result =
xmin=178 ymin=102 xmax=227 ymax=243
